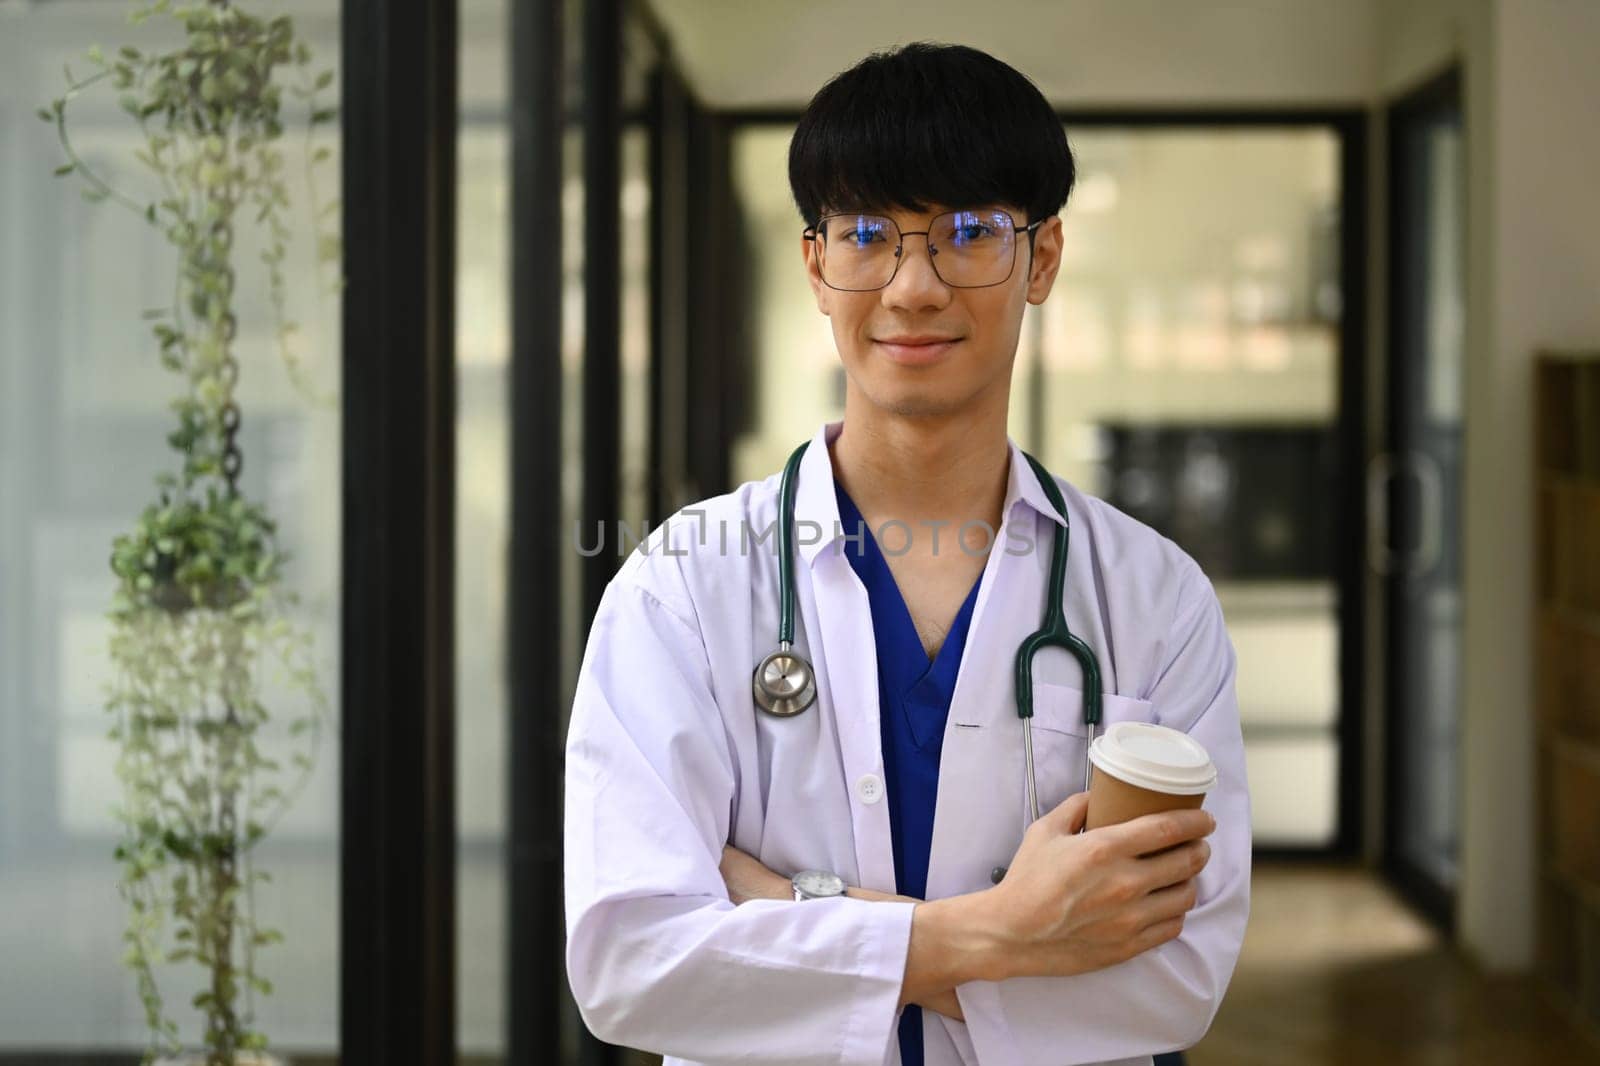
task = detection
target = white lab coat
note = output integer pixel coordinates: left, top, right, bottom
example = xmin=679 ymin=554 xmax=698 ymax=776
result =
xmin=564 ymin=419 xmax=1252 ymax=1066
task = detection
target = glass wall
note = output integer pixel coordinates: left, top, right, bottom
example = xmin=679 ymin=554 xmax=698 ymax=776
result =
xmin=457 ymin=0 xmax=512 ymax=1058
xmin=1 ymin=0 xmax=343 ymax=1059
xmin=731 ymin=123 xmax=1345 ymax=848
xmin=454 ymin=1 xmax=662 ymax=1061
xmin=620 ymin=124 xmax=653 ymax=533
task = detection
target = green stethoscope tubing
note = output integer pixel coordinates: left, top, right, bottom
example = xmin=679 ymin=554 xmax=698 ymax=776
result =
xmin=756 ymin=440 xmax=1104 ymax=832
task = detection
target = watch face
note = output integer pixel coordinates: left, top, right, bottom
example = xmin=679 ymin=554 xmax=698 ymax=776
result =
xmin=794 ymin=870 xmax=844 ymax=898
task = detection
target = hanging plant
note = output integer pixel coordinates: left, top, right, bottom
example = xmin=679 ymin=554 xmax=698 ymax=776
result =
xmin=41 ymin=1 xmax=341 ymax=1063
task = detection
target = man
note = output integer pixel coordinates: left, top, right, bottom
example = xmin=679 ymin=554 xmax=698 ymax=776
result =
xmin=564 ymin=42 xmax=1249 ymax=1066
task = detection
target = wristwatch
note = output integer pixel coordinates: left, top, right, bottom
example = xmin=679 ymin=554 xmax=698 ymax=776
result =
xmin=791 ymin=869 xmax=847 ymax=901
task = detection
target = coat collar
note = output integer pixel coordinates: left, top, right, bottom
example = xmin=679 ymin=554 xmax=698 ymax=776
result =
xmin=791 ymin=419 xmax=1068 ymax=568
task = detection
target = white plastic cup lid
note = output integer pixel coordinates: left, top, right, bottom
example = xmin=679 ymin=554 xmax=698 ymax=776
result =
xmin=1088 ymin=721 xmax=1217 ymax=795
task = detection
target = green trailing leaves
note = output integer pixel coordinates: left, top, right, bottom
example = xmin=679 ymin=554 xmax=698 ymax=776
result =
xmin=44 ymin=2 xmax=343 ymax=1062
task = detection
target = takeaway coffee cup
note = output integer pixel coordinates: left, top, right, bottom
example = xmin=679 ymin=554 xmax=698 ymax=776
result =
xmin=1084 ymin=721 xmax=1217 ymax=832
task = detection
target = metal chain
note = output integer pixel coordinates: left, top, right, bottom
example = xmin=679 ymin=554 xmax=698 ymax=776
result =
xmin=211 ymin=213 xmax=241 ymax=1063
xmin=216 ymin=244 xmax=242 ymax=497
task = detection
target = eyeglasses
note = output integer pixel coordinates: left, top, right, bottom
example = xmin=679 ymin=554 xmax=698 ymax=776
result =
xmin=803 ymin=208 xmax=1045 ymax=292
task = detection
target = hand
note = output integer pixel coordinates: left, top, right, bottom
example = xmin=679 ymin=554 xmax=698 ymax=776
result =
xmin=839 ymin=887 xmax=965 ymax=1021
xmin=717 ymin=846 xmax=965 ymax=1022
xmin=986 ymin=792 xmax=1215 ymax=982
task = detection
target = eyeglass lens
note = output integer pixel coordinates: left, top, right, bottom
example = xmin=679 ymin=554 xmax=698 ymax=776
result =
xmin=817 ymin=209 xmax=1019 ymax=291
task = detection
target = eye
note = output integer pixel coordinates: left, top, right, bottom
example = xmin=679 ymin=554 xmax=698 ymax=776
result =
xmin=949 ymin=214 xmax=999 ymax=243
xmin=835 ymin=217 xmax=888 ymax=247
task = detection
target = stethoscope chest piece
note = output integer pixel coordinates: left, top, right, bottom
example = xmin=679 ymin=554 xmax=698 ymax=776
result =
xmin=753 ymin=643 xmax=816 ymax=718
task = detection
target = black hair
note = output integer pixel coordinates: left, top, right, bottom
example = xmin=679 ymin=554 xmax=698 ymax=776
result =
xmin=787 ymin=42 xmax=1074 ymax=231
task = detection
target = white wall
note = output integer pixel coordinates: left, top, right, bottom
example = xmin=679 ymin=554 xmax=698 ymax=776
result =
xmin=1379 ymin=0 xmax=1484 ymax=94
xmin=1472 ymin=0 xmax=1600 ymax=972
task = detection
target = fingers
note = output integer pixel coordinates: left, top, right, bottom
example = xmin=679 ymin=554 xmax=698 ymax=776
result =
xmin=1098 ymin=807 xmax=1215 ymax=858
xmin=1041 ymin=791 xmax=1091 ymax=833
xmin=1130 ymin=876 xmax=1200 ymax=931
xmin=1128 ymin=914 xmax=1187 ymax=956
xmin=1140 ymin=837 xmax=1211 ymax=892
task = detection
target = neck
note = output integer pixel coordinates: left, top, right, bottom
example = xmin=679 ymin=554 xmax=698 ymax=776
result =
xmin=829 ymin=396 xmax=1011 ymax=552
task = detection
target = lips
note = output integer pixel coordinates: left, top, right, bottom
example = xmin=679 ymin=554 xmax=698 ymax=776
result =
xmin=877 ymin=335 xmax=960 ymax=346
xmin=874 ymin=335 xmax=961 ymax=366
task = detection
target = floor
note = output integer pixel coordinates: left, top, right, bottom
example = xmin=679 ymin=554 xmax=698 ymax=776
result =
xmin=606 ymin=862 xmax=1600 ymax=1066
xmin=1189 ymin=863 xmax=1600 ymax=1065
xmin=7 ymin=860 xmax=1596 ymax=1064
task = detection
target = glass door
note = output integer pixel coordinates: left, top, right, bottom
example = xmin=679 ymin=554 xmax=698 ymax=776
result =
xmin=1381 ymin=68 xmax=1466 ymax=926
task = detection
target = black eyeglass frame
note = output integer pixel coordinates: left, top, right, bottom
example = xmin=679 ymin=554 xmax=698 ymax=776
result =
xmin=802 ymin=207 xmax=1047 ymax=292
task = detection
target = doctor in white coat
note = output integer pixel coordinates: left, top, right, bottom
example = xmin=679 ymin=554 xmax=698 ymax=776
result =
xmin=564 ymin=41 xmax=1250 ymax=1066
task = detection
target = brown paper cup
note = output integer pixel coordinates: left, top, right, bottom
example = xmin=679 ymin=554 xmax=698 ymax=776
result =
xmin=1083 ymin=722 xmax=1217 ymax=833
xmin=1085 ymin=767 xmax=1207 ymax=830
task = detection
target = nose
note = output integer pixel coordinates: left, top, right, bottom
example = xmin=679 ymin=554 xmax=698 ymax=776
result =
xmin=881 ymin=231 xmax=949 ymax=309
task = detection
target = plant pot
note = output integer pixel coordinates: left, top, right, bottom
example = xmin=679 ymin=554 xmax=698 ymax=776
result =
xmin=145 ymin=572 xmax=252 ymax=614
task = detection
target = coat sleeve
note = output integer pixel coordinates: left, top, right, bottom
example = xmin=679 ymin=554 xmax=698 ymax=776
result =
xmin=952 ymin=564 xmax=1252 ymax=1065
xmin=564 ymin=574 xmax=917 ymax=1065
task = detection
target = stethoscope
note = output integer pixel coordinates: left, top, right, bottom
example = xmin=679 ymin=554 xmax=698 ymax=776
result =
xmin=751 ymin=440 xmax=1104 ymax=853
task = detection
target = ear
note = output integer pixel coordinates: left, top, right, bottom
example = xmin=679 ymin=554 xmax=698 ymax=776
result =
xmin=1024 ymin=215 xmax=1065 ymax=306
xmin=803 ymin=231 xmax=832 ymax=315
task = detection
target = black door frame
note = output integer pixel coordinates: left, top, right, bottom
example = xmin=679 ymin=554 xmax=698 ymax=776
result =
xmin=507 ymin=0 xmax=571 ymax=1063
xmin=339 ymin=0 xmax=459 ymax=1061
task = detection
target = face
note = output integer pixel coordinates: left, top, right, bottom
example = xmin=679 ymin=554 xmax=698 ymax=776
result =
xmin=802 ymin=202 xmax=1064 ymax=420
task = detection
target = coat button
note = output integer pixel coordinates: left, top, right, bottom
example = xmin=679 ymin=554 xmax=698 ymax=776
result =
xmin=856 ymin=773 xmax=884 ymax=804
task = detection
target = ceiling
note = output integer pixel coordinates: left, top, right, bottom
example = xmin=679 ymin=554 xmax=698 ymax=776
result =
xmin=644 ymin=0 xmax=1379 ymax=111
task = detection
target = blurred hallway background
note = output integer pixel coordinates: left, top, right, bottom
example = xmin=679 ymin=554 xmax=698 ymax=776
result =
xmin=3 ymin=0 xmax=1599 ymax=1063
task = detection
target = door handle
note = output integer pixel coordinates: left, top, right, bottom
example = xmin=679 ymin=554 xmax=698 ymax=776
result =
xmin=1367 ymin=452 xmax=1398 ymax=576
xmin=1366 ymin=450 xmax=1444 ymax=578
xmin=1409 ymin=449 xmax=1444 ymax=578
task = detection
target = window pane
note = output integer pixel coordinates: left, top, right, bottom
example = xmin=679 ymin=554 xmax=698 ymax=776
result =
xmin=457 ymin=0 xmax=512 ymax=1056
xmin=2 ymin=1 xmax=342 ymax=1059
xmin=621 ymin=125 xmax=653 ymax=533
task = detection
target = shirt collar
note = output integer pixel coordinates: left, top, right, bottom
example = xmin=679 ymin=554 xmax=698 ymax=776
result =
xmin=791 ymin=419 xmax=1068 ymax=568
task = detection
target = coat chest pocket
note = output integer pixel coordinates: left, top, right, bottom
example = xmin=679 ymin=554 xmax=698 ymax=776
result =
xmin=1030 ymin=681 xmax=1155 ymax=737
xmin=1023 ymin=682 xmax=1156 ymax=813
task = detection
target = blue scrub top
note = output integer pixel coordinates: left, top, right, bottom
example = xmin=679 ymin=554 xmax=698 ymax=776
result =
xmin=835 ymin=482 xmax=985 ymax=1066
